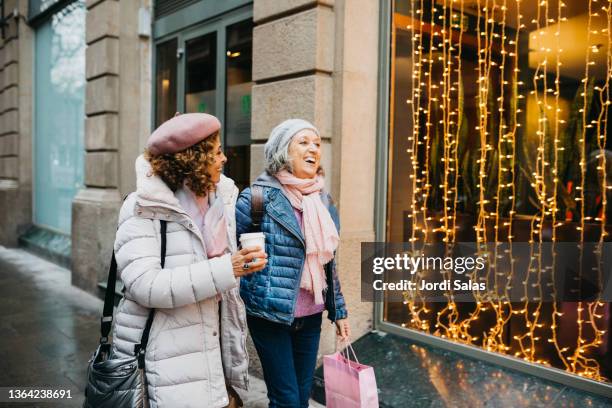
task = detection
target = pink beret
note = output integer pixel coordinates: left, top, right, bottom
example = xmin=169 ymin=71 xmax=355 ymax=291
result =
xmin=146 ymin=113 xmax=221 ymax=156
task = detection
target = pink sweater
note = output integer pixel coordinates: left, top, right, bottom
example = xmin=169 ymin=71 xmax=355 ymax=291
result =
xmin=293 ymin=209 xmax=326 ymax=317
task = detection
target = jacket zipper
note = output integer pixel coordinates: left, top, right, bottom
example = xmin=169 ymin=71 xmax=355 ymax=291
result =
xmin=265 ymin=210 xmax=306 ymax=324
xmin=265 ymin=197 xmax=340 ymax=323
xmin=266 ymin=206 xmax=339 ymax=322
xmin=332 ymin=264 xmax=337 ymax=320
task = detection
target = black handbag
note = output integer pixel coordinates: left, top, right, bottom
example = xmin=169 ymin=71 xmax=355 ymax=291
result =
xmin=83 ymin=220 xmax=167 ymax=408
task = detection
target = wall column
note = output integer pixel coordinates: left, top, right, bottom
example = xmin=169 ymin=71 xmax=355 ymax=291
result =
xmin=330 ymin=0 xmax=379 ymax=349
xmin=72 ymin=0 xmax=151 ymax=294
xmin=0 ymin=0 xmax=32 ymax=246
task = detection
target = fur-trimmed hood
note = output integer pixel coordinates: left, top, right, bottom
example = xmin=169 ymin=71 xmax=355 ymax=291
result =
xmin=133 ymin=154 xmax=237 ymax=214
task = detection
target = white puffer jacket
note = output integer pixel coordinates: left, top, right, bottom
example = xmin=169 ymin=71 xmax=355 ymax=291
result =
xmin=111 ymin=155 xmax=249 ymax=408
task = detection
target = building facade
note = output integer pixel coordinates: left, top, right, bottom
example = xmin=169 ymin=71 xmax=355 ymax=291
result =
xmin=0 ymin=0 xmax=609 ymax=398
xmin=0 ymin=0 xmax=379 ymax=368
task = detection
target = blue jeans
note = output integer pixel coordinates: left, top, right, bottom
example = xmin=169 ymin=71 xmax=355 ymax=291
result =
xmin=247 ymin=313 xmax=323 ymax=408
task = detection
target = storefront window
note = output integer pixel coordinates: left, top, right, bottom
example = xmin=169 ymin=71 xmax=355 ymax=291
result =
xmin=224 ymin=20 xmax=253 ymax=191
xmin=155 ymin=39 xmax=178 ymax=127
xmin=185 ymin=32 xmax=217 ymax=115
xmin=33 ymin=0 xmax=85 ymax=234
xmin=386 ymin=0 xmax=611 ymax=384
xmin=153 ymin=8 xmax=253 ymax=190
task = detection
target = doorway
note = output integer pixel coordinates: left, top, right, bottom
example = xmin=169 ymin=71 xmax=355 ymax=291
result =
xmin=154 ymin=8 xmax=253 ymax=190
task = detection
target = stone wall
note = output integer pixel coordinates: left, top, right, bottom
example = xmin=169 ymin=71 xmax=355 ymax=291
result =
xmin=72 ymin=0 xmax=151 ymax=293
xmin=0 ymin=0 xmax=32 ymax=247
xmin=251 ymin=0 xmax=335 ymax=182
xmin=329 ymin=0 xmax=379 ymax=349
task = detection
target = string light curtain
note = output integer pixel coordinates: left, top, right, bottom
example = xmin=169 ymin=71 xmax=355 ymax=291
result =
xmin=395 ymin=0 xmax=611 ymax=382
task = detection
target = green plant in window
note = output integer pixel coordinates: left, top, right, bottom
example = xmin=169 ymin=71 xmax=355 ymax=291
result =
xmin=456 ymin=76 xmax=478 ymax=213
xmin=425 ymin=70 xmax=604 ymax=223
xmin=516 ymin=77 xmax=600 ymax=221
xmin=454 ymin=76 xmax=508 ymax=215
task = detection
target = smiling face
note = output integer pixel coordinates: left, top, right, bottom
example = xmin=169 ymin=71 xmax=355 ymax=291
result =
xmin=287 ymin=129 xmax=321 ymax=179
xmin=206 ymin=136 xmax=227 ymax=184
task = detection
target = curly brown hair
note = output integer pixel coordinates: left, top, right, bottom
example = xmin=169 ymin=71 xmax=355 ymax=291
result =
xmin=145 ymin=132 xmax=219 ymax=196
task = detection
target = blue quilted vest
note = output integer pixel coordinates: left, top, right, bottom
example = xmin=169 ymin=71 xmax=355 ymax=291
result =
xmin=235 ymin=172 xmax=348 ymax=325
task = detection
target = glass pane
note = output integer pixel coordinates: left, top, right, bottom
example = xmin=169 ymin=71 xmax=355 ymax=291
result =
xmin=224 ymin=20 xmax=253 ymax=191
xmin=155 ymin=38 xmax=178 ymax=127
xmin=386 ymin=1 xmax=611 ymax=384
xmin=33 ymin=1 xmax=86 ymax=234
xmin=185 ymin=32 xmax=217 ymax=115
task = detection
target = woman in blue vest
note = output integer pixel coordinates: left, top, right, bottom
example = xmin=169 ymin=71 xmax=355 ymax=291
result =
xmin=236 ymin=119 xmax=350 ymax=408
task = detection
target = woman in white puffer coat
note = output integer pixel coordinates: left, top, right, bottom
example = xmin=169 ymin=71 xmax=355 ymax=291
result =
xmin=111 ymin=113 xmax=267 ymax=408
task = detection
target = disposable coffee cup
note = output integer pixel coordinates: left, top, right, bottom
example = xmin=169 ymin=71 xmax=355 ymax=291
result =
xmin=239 ymin=232 xmax=265 ymax=253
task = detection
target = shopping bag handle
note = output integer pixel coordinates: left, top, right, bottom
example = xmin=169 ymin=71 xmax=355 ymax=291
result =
xmin=337 ymin=338 xmax=360 ymax=364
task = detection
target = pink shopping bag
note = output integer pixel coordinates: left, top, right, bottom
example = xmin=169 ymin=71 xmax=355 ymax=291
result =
xmin=323 ymin=342 xmax=379 ymax=408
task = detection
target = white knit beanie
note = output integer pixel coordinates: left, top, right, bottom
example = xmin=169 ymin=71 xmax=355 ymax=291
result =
xmin=264 ymin=119 xmax=320 ymax=174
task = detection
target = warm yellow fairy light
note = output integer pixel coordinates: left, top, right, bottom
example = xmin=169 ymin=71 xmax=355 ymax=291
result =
xmin=549 ymin=0 xmax=572 ymax=372
xmin=565 ymin=0 xmax=610 ymax=380
xmin=514 ymin=0 xmax=549 ymax=364
xmin=406 ymin=0 xmax=430 ymax=331
xmin=402 ymin=0 xmax=607 ymax=382
xmin=570 ymin=0 xmax=592 ymax=376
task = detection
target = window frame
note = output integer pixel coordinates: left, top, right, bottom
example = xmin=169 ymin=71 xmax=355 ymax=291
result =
xmin=151 ymin=3 xmax=252 ymax=145
xmin=374 ymin=0 xmax=612 ymax=399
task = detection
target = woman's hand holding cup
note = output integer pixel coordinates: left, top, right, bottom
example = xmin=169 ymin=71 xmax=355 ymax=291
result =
xmin=232 ymin=246 xmax=267 ymax=277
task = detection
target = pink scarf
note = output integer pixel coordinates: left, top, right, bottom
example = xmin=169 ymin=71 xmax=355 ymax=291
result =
xmin=176 ymin=186 xmax=229 ymax=258
xmin=275 ymin=170 xmax=339 ymax=304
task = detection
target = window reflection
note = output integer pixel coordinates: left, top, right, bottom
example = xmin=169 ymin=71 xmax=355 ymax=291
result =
xmin=386 ymin=0 xmax=611 ymax=384
xmin=224 ymin=20 xmax=253 ymax=191
xmin=34 ymin=1 xmax=85 ymax=234
xmin=155 ymin=39 xmax=178 ymax=127
xmin=50 ymin=2 xmax=85 ymax=96
xmin=185 ymin=32 xmax=217 ymax=115
xmin=153 ymin=19 xmax=253 ymax=191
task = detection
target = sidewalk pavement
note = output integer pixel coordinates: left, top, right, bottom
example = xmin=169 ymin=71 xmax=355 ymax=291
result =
xmin=0 ymin=246 xmax=324 ymax=408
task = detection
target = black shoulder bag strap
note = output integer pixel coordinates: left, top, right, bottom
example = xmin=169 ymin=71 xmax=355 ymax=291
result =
xmin=251 ymin=185 xmax=264 ymax=232
xmin=99 ymin=220 xmax=167 ymax=369
xmin=100 ymin=251 xmax=119 ymax=344
xmin=134 ymin=219 xmax=166 ymax=367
